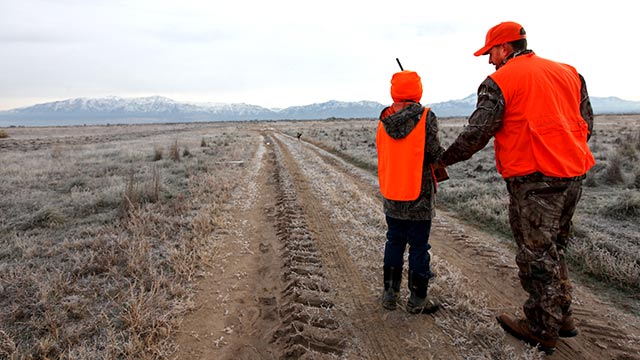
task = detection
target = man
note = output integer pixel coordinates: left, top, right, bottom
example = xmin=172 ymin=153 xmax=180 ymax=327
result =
xmin=376 ymin=69 xmax=445 ymax=314
xmin=438 ymin=21 xmax=595 ymax=354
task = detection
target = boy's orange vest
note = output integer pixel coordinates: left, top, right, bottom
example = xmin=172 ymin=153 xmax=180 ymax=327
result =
xmin=490 ymin=53 xmax=595 ymax=178
xmin=376 ymin=108 xmax=428 ymax=201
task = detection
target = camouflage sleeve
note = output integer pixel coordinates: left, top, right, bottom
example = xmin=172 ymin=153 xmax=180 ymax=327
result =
xmin=579 ymin=74 xmax=594 ymax=141
xmin=425 ymin=110 xmax=445 ymax=163
xmin=439 ymin=77 xmax=505 ymax=166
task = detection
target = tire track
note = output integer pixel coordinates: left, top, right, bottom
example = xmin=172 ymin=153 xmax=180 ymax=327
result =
xmin=266 ymin=134 xmax=349 ymax=359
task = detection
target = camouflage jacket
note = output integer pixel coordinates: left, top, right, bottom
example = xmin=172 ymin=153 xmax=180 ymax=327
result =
xmin=440 ymin=50 xmax=594 ymax=179
xmin=378 ymin=102 xmax=445 ymax=220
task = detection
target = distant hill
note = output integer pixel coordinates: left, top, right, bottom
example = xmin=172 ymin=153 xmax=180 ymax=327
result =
xmin=588 ymin=96 xmax=640 ymax=115
xmin=429 ymin=94 xmax=477 ymax=118
xmin=0 ymin=95 xmax=638 ymax=126
xmin=429 ymin=95 xmax=640 ymax=117
xmin=0 ymin=97 xmax=383 ymax=126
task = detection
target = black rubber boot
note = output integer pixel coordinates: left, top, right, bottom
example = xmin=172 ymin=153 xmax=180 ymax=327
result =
xmin=406 ymin=271 xmax=440 ymax=314
xmin=381 ymin=266 xmax=402 ymax=310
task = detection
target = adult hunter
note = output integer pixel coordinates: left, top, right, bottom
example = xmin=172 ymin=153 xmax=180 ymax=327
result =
xmin=439 ymin=21 xmax=595 ymax=354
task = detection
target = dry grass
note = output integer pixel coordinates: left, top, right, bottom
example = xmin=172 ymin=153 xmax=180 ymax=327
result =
xmin=0 ymin=122 xmax=258 ymax=357
xmin=600 ymin=191 xmax=640 ymax=219
xmin=169 ymin=140 xmax=180 ymax=162
xmin=0 ymin=129 xmax=9 ymax=138
xmin=153 ymin=145 xmax=163 ymax=161
xmin=1 ymin=115 xmax=638 ymax=357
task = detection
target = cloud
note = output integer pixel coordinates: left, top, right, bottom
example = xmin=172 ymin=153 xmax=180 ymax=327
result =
xmin=0 ymin=0 xmax=638 ymax=110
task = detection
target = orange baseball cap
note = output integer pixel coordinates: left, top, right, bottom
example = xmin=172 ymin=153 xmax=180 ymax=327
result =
xmin=390 ymin=70 xmax=422 ymax=102
xmin=474 ymin=21 xmax=526 ymax=56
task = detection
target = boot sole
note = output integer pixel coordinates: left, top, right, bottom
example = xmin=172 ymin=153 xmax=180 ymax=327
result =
xmin=406 ymin=303 xmax=440 ymax=314
xmin=382 ymin=303 xmax=397 ymax=310
xmin=418 ymin=304 xmax=440 ymax=314
xmin=381 ymin=293 xmax=399 ymax=311
xmin=559 ymin=328 xmax=578 ymax=337
xmin=496 ymin=316 xmax=556 ymax=355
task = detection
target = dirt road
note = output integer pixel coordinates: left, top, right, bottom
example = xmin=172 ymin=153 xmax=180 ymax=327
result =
xmin=173 ymin=130 xmax=640 ymax=359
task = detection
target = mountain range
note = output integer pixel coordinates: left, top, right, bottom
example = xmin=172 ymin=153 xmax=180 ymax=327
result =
xmin=1 ymin=95 xmax=639 ymax=126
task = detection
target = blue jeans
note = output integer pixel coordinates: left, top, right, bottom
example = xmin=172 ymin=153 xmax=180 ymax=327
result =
xmin=383 ymin=216 xmax=433 ymax=278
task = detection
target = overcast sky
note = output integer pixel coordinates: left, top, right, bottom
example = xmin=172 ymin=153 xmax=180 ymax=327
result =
xmin=1 ymin=0 xmax=637 ymax=110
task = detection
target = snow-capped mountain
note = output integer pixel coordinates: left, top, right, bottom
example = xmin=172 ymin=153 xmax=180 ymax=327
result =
xmin=1 ymin=95 xmax=638 ymax=126
xmin=9 ymin=96 xmax=274 ymax=121
xmin=22 ymin=96 xmax=188 ymax=113
xmin=0 ymin=96 xmax=384 ymax=125
xmin=277 ymin=100 xmax=383 ymax=119
xmin=429 ymin=94 xmax=640 ymax=117
xmin=428 ymin=94 xmax=477 ymax=118
xmin=589 ymin=96 xmax=640 ymax=114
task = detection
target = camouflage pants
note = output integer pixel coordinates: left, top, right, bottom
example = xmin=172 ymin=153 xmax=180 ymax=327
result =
xmin=506 ymin=176 xmax=583 ymax=338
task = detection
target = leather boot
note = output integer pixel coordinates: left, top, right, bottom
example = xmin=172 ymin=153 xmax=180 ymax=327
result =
xmin=497 ymin=314 xmax=557 ymax=354
xmin=560 ymin=311 xmax=578 ymax=337
xmin=381 ymin=266 xmax=402 ymax=310
xmin=406 ymin=271 xmax=439 ymax=314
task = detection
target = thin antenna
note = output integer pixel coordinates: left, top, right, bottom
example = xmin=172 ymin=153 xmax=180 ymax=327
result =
xmin=396 ymin=58 xmax=404 ymax=71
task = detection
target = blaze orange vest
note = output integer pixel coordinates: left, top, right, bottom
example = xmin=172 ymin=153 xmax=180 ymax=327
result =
xmin=490 ymin=53 xmax=595 ymax=178
xmin=376 ymin=108 xmax=428 ymax=201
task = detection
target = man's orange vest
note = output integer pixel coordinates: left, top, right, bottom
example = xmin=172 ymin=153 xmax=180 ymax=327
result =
xmin=490 ymin=53 xmax=595 ymax=178
xmin=376 ymin=108 xmax=428 ymax=201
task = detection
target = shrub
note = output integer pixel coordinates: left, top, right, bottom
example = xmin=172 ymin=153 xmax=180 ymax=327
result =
xmin=121 ymin=170 xmax=139 ymax=217
xmin=588 ymin=132 xmax=600 ymax=152
xmin=153 ymin=146 xmax=163 ymax=161
xmin=169 ymin=140 xmax=180 ymax=162
xmin=150 ymin=165 xmax=161 ymax=203
xmin=600 ymin=192 xmax=640 ymax=220
xmin=616 ymin=134 xmax=638 ymax=161
xmin=569 ymin=236 xmax=640 ymax=292
xmin=633 ymin=171 xmax=640 ymax=189
xmin=51 ymin=145 xmax=63 ymax=159
xmin=62 ymin=177 xmax=88 ymax=193
xmin=200 ymin=137 xmax=207 ymax=147
xmin=0 ymin=330 xmax=16 ymax=357
xmin=584 ymin=173 xmax=598 ymax=187
xmin=21 ymin=206 xmax=66 ymax=230
xmin=183 ymin=147 xmax=192 ymax=158
xmin=601 ymin=154 xmax=624 ymax=185
xmin=0 ymin=129 xmax=9 ymax=138
xmin=121 ymin=167 xmax=163 ymax=217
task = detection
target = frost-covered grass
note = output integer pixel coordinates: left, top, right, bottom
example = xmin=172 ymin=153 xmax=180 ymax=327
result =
xmin=0 ymin=122 xmax=259 ymax=358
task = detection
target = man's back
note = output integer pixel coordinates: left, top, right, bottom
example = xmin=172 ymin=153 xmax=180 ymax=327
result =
xmin=489 ymin=53 xmax=594 ymax=178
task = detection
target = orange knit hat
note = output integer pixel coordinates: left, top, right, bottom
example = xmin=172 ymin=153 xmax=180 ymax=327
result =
xmin=390 ymin=70 xmax=422 ymax=102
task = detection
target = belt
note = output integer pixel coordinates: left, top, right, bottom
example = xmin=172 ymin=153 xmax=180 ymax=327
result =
xmin=505 ymin=172 xmax=586 ymax=183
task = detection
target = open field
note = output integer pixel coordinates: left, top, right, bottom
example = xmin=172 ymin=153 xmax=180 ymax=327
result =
xmin=0 ymin=115 xmax=639 ymax=359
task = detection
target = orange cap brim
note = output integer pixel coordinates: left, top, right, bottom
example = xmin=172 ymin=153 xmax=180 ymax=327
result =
xmin=473 ymin=45 xmax=492 ymax=57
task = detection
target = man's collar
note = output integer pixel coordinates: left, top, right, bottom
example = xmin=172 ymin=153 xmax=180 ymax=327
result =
xmin=502 ymin=49 xmax=534 ymax=66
